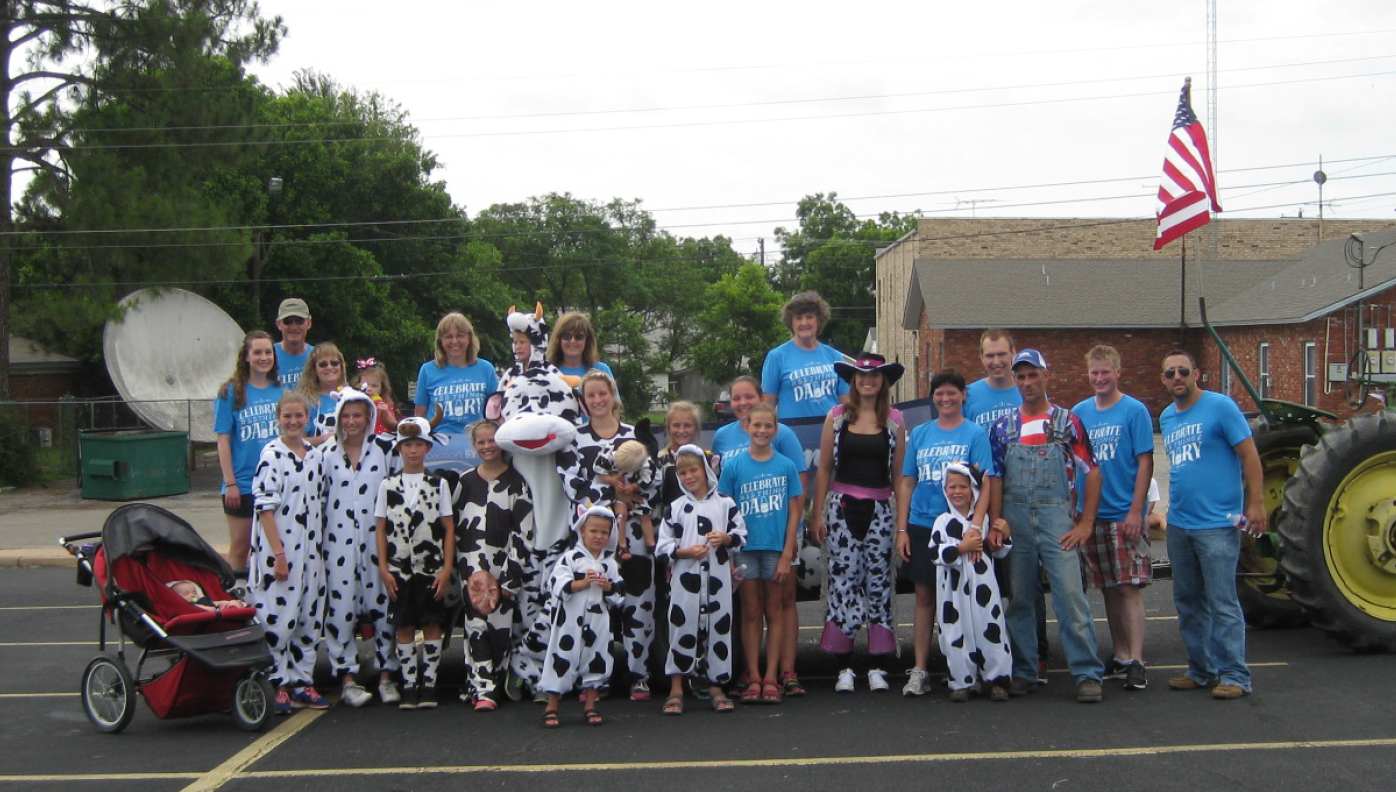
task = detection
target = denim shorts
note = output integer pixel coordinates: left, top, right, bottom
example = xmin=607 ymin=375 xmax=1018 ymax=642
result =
xmin=734 ymin=550 xmax=783 ymax=582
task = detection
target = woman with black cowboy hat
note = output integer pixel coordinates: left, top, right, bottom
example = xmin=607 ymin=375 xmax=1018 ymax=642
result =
xmin=809 ymin=354 xmax=907 ymax=694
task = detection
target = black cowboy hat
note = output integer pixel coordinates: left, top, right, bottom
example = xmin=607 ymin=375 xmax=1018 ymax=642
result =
xmin=833 ymin=353 xmax=905 ymax=386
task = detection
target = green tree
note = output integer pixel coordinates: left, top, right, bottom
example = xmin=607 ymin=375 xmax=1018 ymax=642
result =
xmin=1 ymin=0 xmax=283 ymax=397
xmin=688 ymin=262 xmax=785 ymax=387
xmin=773 ymin=192 xmax=918 ymax=354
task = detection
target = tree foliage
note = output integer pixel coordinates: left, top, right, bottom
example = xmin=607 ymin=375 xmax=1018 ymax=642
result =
xmin=1 ymin=0 xmax=285 ymax=397
xmin=773 ymin=192 xmax=918 ymax=355
xmin=688 ymin=262 xmax=785 ymax=387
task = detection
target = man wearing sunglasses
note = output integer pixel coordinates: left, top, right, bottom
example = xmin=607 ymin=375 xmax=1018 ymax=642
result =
xmin=274 ymin=297 xmax=314 ymax=390
xmin=1158 ymin=350 xmax=1265 ymax=701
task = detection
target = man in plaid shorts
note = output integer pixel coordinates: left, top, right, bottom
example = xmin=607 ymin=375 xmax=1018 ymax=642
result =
xmin=1073 ymin=345 xmax=1154 ymax=691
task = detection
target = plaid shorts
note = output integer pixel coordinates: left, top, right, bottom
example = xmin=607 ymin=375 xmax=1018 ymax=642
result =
xmin=1080 ymin=520 xmax=1152 ymax=588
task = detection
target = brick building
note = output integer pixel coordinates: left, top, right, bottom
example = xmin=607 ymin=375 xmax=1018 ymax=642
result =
xmin=875 ymin=218 xmax=1396 ymax=419
xmin=6 ymin=336 xmax=82 ymax=433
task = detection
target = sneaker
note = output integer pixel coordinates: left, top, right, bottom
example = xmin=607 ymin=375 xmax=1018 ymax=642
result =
xmin=1076 ymin=679 xmax=1103 ymax=703
xmin=1168 ymin=675 xmax=1219 ymax=691
xmin=504 ymin=670 xmax=525 ymax=702
xmin=418 ymin=687 xmax=438 ymax=709
xmin=902 ymin=667 xmax=931 ymax=697
xmin=474 ymin=696 xmax=498 ymax=711
xmin=1103 ymin=658 xmax=1130 ymax=680
xmin=1211 ymin=684 xmax=1248 ymax=700
xmin=948 ymin=688 xmax=970 ymax=703
xmin=629 ymin=680 xmax=651 ymax=701
xmin=533 ymin=690 xmax=551 ymax=704
xmin=1037 ymin=660 xmax=1049 ymax=685
xmin=341 ymin=683 xmax=372 ymax=708
xmin=989 ymin=684 xmax=1009 ymax=702
xmin=1009 ymin=677 xmax=1036 ymax=697
xmin=1124 ymin=661 xmax=1148 ymax=690
xmin=459 ymin=691 xmax=474 ymax=705
xmin=378 ymin=680 xmax=402 ymax=705
xmin=274 ymin=687 xmax=292 ymax=716
xmin=834 ymin=668 xmax=856 ymax=693
xmin=867 ymin=669 xmax=890 ymax=693
xmin=289 ymin=686 xmax=331 ymax=710
xmin=399 ymin=686 xmax=420 ymax=710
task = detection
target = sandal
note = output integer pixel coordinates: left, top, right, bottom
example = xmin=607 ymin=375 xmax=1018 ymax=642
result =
xmin=759 ymin=679 xmax=783 ymax=704
xmin=584 ymin=708 xmax=605 ymax=726
xmin=740 ymin=680 xmax=763 ymax=704
xmin=662 ymin=694 xmax=684 ymax=716
xmin=780 ymin=671 xmax=806 ymax=697
xmin=542 ymin=709 xmax=560 ymax=729
xmin=711 ymin=693 xmax=735 ymax=713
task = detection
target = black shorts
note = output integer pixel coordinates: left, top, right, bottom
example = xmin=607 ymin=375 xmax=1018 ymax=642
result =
xmin=222 ymin=491 xmax=255 ymax=519
xmin=388 ymin=575 xmax=450 ymax=628
xmin=900 ymin=523 xmax=936 ymax=586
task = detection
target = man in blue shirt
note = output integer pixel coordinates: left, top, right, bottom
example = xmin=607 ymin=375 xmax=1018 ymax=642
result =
xmin=1158 ymin=350 xmax=1265 ymax=700
xmin=1074 ymin=345 xmax=1154 ymax=691
xmin=963 ymin=328 xmax=1021 ymax=431
xmin=274 ymin=297 xmax=314 ymax=391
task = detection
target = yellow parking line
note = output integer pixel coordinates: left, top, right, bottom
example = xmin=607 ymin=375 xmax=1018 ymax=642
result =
xmin=0 ymin=641 xmax=96 ymax=646
xmin=181 ymin=707 xmax=326 ymax=792
xmin=0 ymin=605 xmax=90 ymax=611
xmin=0 ymin=692 xmax=79 ymax=698
xmin=3 ymin=734 xmax=1389 ymax=785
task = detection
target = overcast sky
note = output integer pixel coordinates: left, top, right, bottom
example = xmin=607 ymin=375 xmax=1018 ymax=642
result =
xmin=250 ymin=1 xmax=1396 ymax=259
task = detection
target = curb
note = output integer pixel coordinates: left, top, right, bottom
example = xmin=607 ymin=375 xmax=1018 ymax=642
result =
xmin=0 ymin=550 xmax=78 ymax=569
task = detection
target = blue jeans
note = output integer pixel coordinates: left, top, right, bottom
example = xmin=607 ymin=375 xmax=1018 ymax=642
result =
xmin=1167 ymin=527 xmax=1251 ymax=690
xmin=1002 ymin=442 xmax=1103 ymax=684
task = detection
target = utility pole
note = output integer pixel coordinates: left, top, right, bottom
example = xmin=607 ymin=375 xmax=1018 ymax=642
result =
xmin=758 ymin=237 xmax=765 ymax=267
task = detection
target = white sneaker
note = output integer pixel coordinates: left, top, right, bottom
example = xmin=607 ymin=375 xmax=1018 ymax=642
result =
xmin=377 ymin=679 xmax=401 ymax=705
xmin=867 ymin=668 xmax=890 ymax=692
xmin=902 ymin=667 xmax=931 ymax=697
xmin=341 ymin=683 xmax=372 ymax=708
xmin=834 ymin=668 xmax=856 ymax=693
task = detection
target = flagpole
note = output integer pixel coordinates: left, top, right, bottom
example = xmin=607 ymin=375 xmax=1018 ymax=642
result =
xmin=1179 ymin=235 xmax=1187 ymax=345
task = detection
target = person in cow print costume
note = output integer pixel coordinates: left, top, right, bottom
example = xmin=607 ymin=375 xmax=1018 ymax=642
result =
xmin=810 ymin=354 xmax=907 ymax=694
xmin=556 ymin=370 xmax=660 ymax=702
xmin=251 ymin=391 xmax=329 ymax=713
xmin=930 ymin=462 xmax=1013 ymax=702
xmin=656 ymin=444 xmax=746 ymax=715
xmin=539 ymin=505 xmax=625 ymax=728
xmin=456 ymin=419 xmax=535 ymax=711
xmin=317 ymin=388 xmax=402 ymax=708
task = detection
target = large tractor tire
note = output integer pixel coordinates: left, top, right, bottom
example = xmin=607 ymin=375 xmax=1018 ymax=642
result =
xmin=1277 ymin=411 xmax=1396 ymax=652
xmin=1238 ymin=420 xmax=1317 ymax=628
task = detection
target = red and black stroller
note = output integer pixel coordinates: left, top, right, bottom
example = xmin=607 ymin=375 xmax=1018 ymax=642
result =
xmin=60 ymin=503 xmax=275 ymax=733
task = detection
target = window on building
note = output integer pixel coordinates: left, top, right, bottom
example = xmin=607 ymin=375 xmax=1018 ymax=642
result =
xmin=1304 ymin=341 xmax=1317 ymax=406
xmin=1258 ymin=342 xmax=1271 ymax=400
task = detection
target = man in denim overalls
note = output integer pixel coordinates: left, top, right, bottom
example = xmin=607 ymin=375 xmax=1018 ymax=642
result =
xmin=987 ymin=349 xmax=1107 ymax=703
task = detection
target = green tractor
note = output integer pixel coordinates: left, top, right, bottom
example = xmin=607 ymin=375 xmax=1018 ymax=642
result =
xmin=1203 ymin=301 xmax=1396 ymax=652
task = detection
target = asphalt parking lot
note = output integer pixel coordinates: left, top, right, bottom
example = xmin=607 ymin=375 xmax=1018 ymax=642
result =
xmin=3 ymin=565 xmax=1394 ymax=792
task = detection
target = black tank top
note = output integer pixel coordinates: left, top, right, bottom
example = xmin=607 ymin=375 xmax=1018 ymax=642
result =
xmin=835 ymin=426 xmax=891 ymax=489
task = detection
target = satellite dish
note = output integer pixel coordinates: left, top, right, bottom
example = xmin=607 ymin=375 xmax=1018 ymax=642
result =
xmin=104 ymin=288 xmax=245 ymax=443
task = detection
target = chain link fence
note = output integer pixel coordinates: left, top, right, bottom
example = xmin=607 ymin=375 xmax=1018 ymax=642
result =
xmin=0 ymin=398 xmax=208 ymax=482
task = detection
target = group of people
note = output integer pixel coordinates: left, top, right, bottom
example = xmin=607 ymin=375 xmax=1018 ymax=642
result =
xmin=211 ymin=291 xmax=1266 ymax=726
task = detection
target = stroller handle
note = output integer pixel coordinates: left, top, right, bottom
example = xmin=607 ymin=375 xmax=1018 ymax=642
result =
xmin=58 ymin=531 xmax=102 ymax=547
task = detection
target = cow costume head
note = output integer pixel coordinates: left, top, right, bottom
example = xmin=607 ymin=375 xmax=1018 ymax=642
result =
xmin=486 ymin=303 xmax=584 ymax=456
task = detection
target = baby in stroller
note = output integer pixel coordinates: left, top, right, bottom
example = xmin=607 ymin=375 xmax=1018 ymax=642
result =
xmin=63 ymin=503 xmax=277 ymax=734
xmin=166 ymin=580 xmax=247 ymax=612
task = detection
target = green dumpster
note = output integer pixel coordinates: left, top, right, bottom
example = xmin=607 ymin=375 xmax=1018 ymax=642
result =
xmin=80 ymin=430 xmax=190 ymax=500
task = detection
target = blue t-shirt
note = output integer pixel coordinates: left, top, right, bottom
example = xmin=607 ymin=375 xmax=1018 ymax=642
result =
xmin=213 ymin=382 xmax=285 ymax=491
xmin=761 ymin=340 xmax=847 ymax=419
xmin=310 ymin=392 xmax=339 ymax=436
xmin=1073 ymin=394 xmax=1155 ymax=522
xmin=556 ymin=360 xmax=613 ymax=381
xmin=901 ymin=419 xmax=994 ymax=527
xmin=963 ymin=378 xmax=1021 ymax=432
xmin=274 ymin=342 xmax=312 ymax=392
xmin=413 ymin=359 xmax=499 ymax=435
xmin=1160 ymin=391 xmax=1252 ymax=530
xmin=717 ymin=451 xmax=804 ymax=551
xmin=711 ymin=421 xmax=809 ymax=473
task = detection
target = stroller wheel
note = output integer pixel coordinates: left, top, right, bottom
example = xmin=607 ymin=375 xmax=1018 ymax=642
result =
xmin=82 ymin=654 xmax=136 ymax=734
xmin=232 ymin=672 xmax=275 ymax=732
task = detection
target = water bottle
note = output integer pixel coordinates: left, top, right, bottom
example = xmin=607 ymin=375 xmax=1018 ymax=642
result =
xmin=1227 ymin=513 xmax=1247 ymax=530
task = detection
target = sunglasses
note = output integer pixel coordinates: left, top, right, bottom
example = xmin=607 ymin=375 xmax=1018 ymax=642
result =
xmin=317 ymin=359 xmax=343 ymax=369
xmin=281 ymin=316 xmax=307 ymax=325
xmin=559 ymin=332 xmax=587 ymax=342
xmin=1162 ymin=367 xmax=1192 ymax=379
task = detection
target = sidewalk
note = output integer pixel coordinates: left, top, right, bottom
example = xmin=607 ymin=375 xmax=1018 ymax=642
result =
xmin=0 ymin=453 xmax=229 ymax=569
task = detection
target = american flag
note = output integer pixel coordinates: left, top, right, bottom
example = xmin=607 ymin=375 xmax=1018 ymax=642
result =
xmin=1154 ymin=78 xmax=1221 ymax=250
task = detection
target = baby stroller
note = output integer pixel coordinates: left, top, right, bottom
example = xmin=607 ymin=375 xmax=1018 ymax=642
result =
xmin=60 ymin=503 xmax=275 ymax=733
